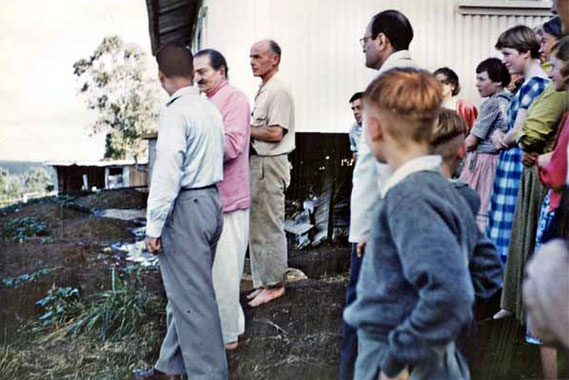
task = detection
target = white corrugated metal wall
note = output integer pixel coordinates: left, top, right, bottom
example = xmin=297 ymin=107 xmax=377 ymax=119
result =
xmin=195 ymin=0 xmax=551 ymax=133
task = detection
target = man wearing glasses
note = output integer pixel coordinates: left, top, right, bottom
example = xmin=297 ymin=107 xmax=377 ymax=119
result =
xmin=340 ymin=9 xmax=417 ymax=380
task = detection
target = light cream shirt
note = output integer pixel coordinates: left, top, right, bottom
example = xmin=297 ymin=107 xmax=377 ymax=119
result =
xmin=349 ymin=50 xmax=418 ymax=243
xmin=251 ymin=72 xmax=295 ymax=156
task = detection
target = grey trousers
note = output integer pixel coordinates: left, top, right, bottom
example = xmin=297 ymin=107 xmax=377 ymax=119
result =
xmin=154 ymin=187 xmax=228 ymax=380
xmin=355 ymin=333 xmax=470 ymax=380
xmin=249 ymin=155 xmax=291 ymax=288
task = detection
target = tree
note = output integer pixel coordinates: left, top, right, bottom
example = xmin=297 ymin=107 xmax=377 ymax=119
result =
xmin=73 ymin=35 xmax=162 ymax=160
xmin=24 ymin=167 xmax=53 ymax=194
xmin=0 ymin=168 xmax=24 ymax=201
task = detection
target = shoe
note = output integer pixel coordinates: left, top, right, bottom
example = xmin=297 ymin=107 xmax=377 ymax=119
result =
xmin=133 ymin=367 xmax=182 ymax=380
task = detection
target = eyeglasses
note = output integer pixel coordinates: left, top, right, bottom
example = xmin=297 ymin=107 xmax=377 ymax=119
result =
xmin=359 ymin=35 xmax=372 ymax=48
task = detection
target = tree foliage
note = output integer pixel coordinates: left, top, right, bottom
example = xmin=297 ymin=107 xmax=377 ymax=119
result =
xmin=73 ymin=35 xmax=161 ymax=160
xmin=0 ymin=167 xmax=53 ymax=203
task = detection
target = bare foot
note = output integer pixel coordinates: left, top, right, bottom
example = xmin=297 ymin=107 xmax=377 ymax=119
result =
xmin=493 ymin=309 xmax=513 ymax=320
xmin=225 ymin=341 xmax=238 ymax=351
xmin=248 ymin=287 xmax=285 ymax=307
xmin=247 ymin=288 xmax=263 ymax=300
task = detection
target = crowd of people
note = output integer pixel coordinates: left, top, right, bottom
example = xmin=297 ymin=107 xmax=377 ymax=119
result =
xmin=133 ymin=1 xmax=569 ymax=379
xmin=342 ymin=6 xmax=569 ymax=380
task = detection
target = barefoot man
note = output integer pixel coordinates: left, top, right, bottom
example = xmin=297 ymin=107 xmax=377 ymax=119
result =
xmin=248 ymin=39 xmax=295 ymax=307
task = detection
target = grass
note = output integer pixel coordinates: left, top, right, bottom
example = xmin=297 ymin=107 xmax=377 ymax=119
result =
xmin=0 ymin=322 xmax=164 ymax=380
xmin=35 ymin=268 xmax=163 ymax=341
xmin=0 ymin=268 xmax=166 ymax=379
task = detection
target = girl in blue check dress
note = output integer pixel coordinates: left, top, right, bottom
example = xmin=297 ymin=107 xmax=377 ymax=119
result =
xmin=486 ymin=26 xmax=549 ymax=263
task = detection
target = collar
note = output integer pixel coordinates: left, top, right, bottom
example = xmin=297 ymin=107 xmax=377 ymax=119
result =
xmin=491 ymin=89 xmax=511 ymax=100
xmin=379 ymin=50 xmax=414 ymax=75
xmin=207 ymin=80 xmax=229 ymax=98
xmin=166 ymin=86 xmax=199 ymax=106
xmin=380 ymin=155 xmax=442 ymax=198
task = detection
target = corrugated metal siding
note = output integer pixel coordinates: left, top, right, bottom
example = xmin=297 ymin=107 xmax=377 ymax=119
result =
xmin=146 ymin=0 xmax=201 ymax=54
xmin=196 ymin=0 xmax=551 ymax=133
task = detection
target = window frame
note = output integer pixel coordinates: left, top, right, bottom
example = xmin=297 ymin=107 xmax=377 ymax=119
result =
xmin=457 ymin=0 xmax=554 ymax=16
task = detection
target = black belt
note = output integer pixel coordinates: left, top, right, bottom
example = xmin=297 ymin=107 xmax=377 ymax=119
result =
xmin=180 ymin=184 xmax=216 ymax=192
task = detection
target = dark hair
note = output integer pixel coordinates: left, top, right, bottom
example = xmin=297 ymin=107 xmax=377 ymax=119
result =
xmin=349 ymin=92 xmax=363 ymax=103
xmin=476 ymin=58 xmax=511 ymax=87
xmin=370 ymin=10 xmax=414 ymax=51
xmin=543 ymin=17 xmax=564 ymax=40
xmin=195 ymin=49 xmax=229 ymax=79
xmin=434 ymin=67 xmax=460 ymax=96
xmin=156 ymin=41 xmax=193 ymax=79
xmin=553 ymin=36 xmax=569 ymax=86
xmin=495 ymin=25 xmax=541 ymax=59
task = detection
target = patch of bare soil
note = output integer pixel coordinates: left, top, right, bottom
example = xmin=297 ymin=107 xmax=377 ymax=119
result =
xmin=228 ymin=276 xmax=347 ymax=380
xmin=76 ymin=188 xmax=147 ymax=210
xmin=0 ymin=193 xmax=153 ymax=346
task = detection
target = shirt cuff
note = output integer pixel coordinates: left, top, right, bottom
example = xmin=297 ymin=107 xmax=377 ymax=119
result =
xmin=145 ymin=220 xmax=164 ymax=238
xmin=381 ymin=350 xmax=406 ymax=378
xmin=470 ymin=127 xmax=486 ymax=140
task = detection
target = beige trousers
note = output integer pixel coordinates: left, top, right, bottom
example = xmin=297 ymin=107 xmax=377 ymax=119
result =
xmin=212 ymin=208 xmax=249 ymax=344
xmin=249 ymin=155 xmax=290 ymax=288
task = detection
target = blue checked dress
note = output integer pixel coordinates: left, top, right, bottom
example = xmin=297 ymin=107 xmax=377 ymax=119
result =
xmin=486 ymin=77 xmax=549 ymax=262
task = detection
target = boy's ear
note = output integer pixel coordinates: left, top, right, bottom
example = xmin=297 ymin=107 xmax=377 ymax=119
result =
xmin=457 ymin=142 xmax=466 ymax=160
xmin=366 ymin=114 xmax=383 ymax=142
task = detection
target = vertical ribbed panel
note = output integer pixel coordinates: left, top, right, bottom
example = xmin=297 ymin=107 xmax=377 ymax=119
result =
xmin=195 ymin=0 xmax=551 ymax=133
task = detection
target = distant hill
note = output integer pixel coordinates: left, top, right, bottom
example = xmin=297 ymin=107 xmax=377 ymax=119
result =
xmin=0 ymin=160 xmax=58 ymax=185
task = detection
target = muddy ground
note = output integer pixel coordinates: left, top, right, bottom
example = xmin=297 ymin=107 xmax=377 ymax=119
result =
xmin=0 ymin=189 xmax=567 ymax=379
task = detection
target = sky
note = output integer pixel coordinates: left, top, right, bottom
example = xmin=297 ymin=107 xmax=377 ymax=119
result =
xmin=0 ymin=0 xmax=156 ymax=162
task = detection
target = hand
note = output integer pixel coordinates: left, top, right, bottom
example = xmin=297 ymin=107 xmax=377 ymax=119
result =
xmin=464 ymin=134 xmax=477 ymax=151
xmin=356 ymin=241 xmax=367 ymax=258
xmin=521 ymin=152 xmax=538 ymax=167
xmin=380 ymin=368 xmax=409 ymax=380
xmin=537 ymin=152 xmax=552 ymax=168
xmin=145 ymin=236 xmax=162 ymax=254
xmin=491 ymin=130 xmax=507 ymax=150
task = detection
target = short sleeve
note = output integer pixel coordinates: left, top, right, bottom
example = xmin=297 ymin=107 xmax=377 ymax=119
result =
xmin=267 ymin=88 xmax=294 ymax=131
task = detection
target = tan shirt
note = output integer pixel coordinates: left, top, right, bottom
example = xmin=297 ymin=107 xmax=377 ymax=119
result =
xmin=251 ymin=73 xmax=295 ymax=156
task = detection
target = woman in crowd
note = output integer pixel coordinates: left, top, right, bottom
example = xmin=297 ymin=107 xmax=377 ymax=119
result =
xmin=539 ymin=17 xmax=564 ymax=72
xmin=498 ymin=23 xmax=567 ymax=379
xmin=461 ymin=58 xmax=511 ymax=229
xmin=486 ymin=25 xmax=550 ymax=264
xmin=434 ymin=67 xmax=479 ymax=132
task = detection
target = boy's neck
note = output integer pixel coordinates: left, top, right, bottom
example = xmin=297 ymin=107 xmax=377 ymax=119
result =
xmin=440 ymin=163 xmax=453 ymax=179
xmin=386 ymin=144 xmax=430 ymax=172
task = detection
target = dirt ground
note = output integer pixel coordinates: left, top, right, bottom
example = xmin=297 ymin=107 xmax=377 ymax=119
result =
xmin=0 ymin=189 xmax=567 ymax=379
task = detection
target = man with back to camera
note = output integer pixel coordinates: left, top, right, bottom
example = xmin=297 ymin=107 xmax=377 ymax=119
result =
xmin=349 ymin=92 xmax=364 ymax=162
xmin=247 ymin=39 xmax=295 ymax=308
xmin=339 ymin=10 xmax=417 ymax=380
xmin=137 ymin=42 xmax=227 ymax=380
xmin=193 ymin=48 xmax=251 ymax=350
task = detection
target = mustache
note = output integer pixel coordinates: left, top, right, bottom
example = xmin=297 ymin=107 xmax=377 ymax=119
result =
xmin=197 ymin=80 xmax=207 ymax=85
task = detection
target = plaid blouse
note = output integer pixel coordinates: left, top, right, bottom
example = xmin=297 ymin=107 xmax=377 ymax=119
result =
xmin=487 ymin=76 xmax=549 ymax=262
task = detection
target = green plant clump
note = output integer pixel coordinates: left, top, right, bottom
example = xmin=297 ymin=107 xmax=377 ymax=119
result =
xmin=36 ymin=268 xmax=163 ymax=341
xmin=3 ymin=217 xmax=47 ymax=242
xmin=36 ymin=286 xmax=81 ymax=327
xmin=2 ymin=268 xmax=55 ymax=288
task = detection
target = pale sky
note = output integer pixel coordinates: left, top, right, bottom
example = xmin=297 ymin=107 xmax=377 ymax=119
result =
xmin=0 ymin=0 xmax=157 ymax=162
